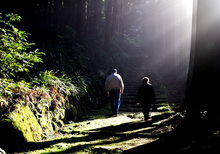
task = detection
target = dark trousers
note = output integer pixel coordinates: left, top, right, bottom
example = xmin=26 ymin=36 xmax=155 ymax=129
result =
xmin=109 ymin=89 xmax=121 ymax=115
xmin=141 ymin=103 xmax=151 ymax=120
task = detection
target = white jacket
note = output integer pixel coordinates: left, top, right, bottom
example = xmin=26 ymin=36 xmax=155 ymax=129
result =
xmin=105 ymin=73 xmax=124 ymax=93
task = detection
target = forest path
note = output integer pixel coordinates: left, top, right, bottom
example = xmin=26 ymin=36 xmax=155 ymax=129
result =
xmin=22 ymin=104 xmax=177 ymax=154
xmin=18 ymin=47 xmax=180 ymax=154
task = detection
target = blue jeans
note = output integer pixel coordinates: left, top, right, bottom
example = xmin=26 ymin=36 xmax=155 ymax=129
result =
xmin=109 ymin=89 xmax=121 ymax=114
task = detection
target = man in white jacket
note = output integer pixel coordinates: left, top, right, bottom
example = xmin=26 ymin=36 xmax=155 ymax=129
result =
xmin=105 ymin=69 xmax=124 ymax=115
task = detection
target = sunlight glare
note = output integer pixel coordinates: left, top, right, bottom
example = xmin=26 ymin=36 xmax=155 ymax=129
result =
xmin=142 ymin=0 xmax=193 ymax=82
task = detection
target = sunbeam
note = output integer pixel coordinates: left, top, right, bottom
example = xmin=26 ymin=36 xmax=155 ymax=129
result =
xmin=140 ymin=0 xmax=193 ymax=86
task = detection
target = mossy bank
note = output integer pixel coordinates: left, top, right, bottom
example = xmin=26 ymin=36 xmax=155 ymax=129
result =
xmin=0 ymin=79 xmax=104 ymax=153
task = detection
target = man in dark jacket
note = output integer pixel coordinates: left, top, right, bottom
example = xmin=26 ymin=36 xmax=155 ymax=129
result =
xmin=136 ymin=77 xmax=156 ymax=120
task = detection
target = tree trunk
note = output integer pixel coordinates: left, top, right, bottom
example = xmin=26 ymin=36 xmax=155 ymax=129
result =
xmin=111 ymin=0 xmax=118 ymax=36
xmin=185 ymin=0 xmax=220 ymax=120
xmin=103 ymin=0 xmax=113 ymax=51
xmin=54 ymin=0 xmax=62 ymax=30
xmin=76 ymin=0 xmax=86 ymax=44
xmin=118 ymin=0 xmax=124 ymax=45
xmin=92 ymin=0 xmax=99 ymax=34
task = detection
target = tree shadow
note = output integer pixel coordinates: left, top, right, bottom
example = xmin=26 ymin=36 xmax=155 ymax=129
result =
xmin=17 ymin=111 xmax=174 ymax=154
xmin=123 ymin=114 xmax=220 ymax=153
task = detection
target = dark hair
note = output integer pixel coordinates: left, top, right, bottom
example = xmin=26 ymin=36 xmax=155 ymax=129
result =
xmin=142 ymin=77 xmax=150 ymax=83
xmin=113 ymin=68 xmax=117 ymax=73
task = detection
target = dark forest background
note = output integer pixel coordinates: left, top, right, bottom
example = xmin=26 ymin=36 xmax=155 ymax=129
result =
xmin=0 ymin=0 xmax=192 ymax=91
xmin=2 ymin=0 xmax=220 ymax=152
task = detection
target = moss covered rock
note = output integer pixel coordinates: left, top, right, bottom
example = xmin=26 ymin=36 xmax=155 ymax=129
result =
xmin=38 ymin=112 xmax=54 ymax=136
xmin=0 ymin=104 xmax=42 ymax=152
xmin=9 ymin=104 xmax=43 ymax=142
xmin=0 ymin=99 xmax=66 ymax=152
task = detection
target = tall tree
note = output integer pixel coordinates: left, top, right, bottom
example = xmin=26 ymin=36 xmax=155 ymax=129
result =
xmin=63 ymin=0 xmax=76 ymax=28
xmin=76 ymin=0 xmax=86 ymax=44
xmin=118 ymin=0 xmax=124 ymax=44
xmin=104 ymin=0 xmax=113 ymax=51
xmin=185 ymin=0 xmax=220 ymax=125
xmin=111 ymin=0 xmax=118 ymax=36
xmin=54 ymin=0 xmax=62 ymax=29
xmin=90 ymin=0 xmax=101 ymax=35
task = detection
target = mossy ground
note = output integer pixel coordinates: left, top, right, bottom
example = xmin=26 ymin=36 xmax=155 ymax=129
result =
xmin=16 ymin=103 xmax=177 ymax=154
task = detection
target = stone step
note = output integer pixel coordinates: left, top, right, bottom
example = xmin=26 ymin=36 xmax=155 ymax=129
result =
xmin=119 ymin=56 xmax=170 ymax=112
xmin=122 ymin=96 xmax=168 ymax=102
xmin=124 ymin=85 xmax=139 ymax=88
xmin=123 ymin=90 xmax=165 ymax=94
xmin=122 ymin=100 xmax=168 ymax=105
xmin=123 ymin=92 xmax=138 ymax=95
xmin=121 ymin=96 xmax=136 ymax=99
xmin=120 ymin=103 xmax=171 ymax=112
xmin=124 ymin=88 xmax=138 ymax=91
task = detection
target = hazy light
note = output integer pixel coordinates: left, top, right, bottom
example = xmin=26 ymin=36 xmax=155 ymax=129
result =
xmin=141 ymin=0 xmax=193 ymax=84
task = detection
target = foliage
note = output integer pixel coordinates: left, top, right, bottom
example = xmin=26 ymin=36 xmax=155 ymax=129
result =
xmin=0 ymin=70 xmax=82 ymax=115
xmin=0 ymin=12 xmax=105 ymax=123
xmin=0 ymin=13 xmax=44 ymax=79
xmin=32 ymin=70 xmax=79 ymax=96
xmin=0 ymin=78 xmax=31 ymax=119
xmin=0 ymin=78 xmax=30 ymax=97
xmin=0 ymin=14 xmax=84 ymax=119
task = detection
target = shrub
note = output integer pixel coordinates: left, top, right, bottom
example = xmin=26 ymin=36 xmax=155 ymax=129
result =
xmin=0 ymin=13 xmax=44 ymax=79
xmin=32 ymin=70 xmax=79 ymax=96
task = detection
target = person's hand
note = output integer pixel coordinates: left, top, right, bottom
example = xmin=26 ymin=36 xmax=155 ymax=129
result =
xmin=120 ymin=90 xmax=123 ymax=94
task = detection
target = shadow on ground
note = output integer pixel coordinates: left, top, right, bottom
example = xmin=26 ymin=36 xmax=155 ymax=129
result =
xmin=15 ymin=111 xmax=176 ymax=154
xmin=10 ymin=108 xmax=220 ymax=154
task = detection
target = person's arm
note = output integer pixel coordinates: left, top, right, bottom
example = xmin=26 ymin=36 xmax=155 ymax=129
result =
xmin=119 ymin=75 xmax=124 ymax=94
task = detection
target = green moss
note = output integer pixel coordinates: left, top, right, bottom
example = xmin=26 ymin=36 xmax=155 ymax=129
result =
xmin=38 ymin=112 xmax=54 ymax=135
xmin=52 ymin=121 xmax=59 ymax=132
xmin=10 ymin=104 xmax=43 ymax=142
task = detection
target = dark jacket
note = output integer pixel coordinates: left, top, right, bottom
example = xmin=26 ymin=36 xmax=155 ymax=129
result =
xmin=136 ymin=83 xmax=156 ymax=105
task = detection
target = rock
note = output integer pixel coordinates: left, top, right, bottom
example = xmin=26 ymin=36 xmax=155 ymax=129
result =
xmin=0 ymin=104 xmax=42 ymax=152
xmin=9 ymin=104 xmax=43 ymax=142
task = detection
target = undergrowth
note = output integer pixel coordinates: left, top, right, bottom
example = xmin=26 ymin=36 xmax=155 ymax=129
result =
xmin=0 ymin=14 xmax=87 ymax=120
xmin=0 ymin=12 xmax=125 ymax=121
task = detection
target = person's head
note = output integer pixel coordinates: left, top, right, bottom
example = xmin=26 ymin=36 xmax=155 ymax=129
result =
xmin=142 ymin=77 xmax=150 ymax=84
xmin=113 ymin=68 xmax=118 ymax=74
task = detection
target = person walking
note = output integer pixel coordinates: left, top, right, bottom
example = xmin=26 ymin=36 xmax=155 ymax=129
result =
xmin=136 ymin=77 xmax=156 ymax=120
xmin=105 ymin=69 xmax=124 ymax=116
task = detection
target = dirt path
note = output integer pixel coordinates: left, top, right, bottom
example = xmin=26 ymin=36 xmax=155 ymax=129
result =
xmin=18 ymin=103 xmax=177 ymax=154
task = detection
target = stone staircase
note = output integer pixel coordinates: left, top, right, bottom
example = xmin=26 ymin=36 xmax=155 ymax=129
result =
xmin=120 ymin=49 xmax=170 ymax=112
